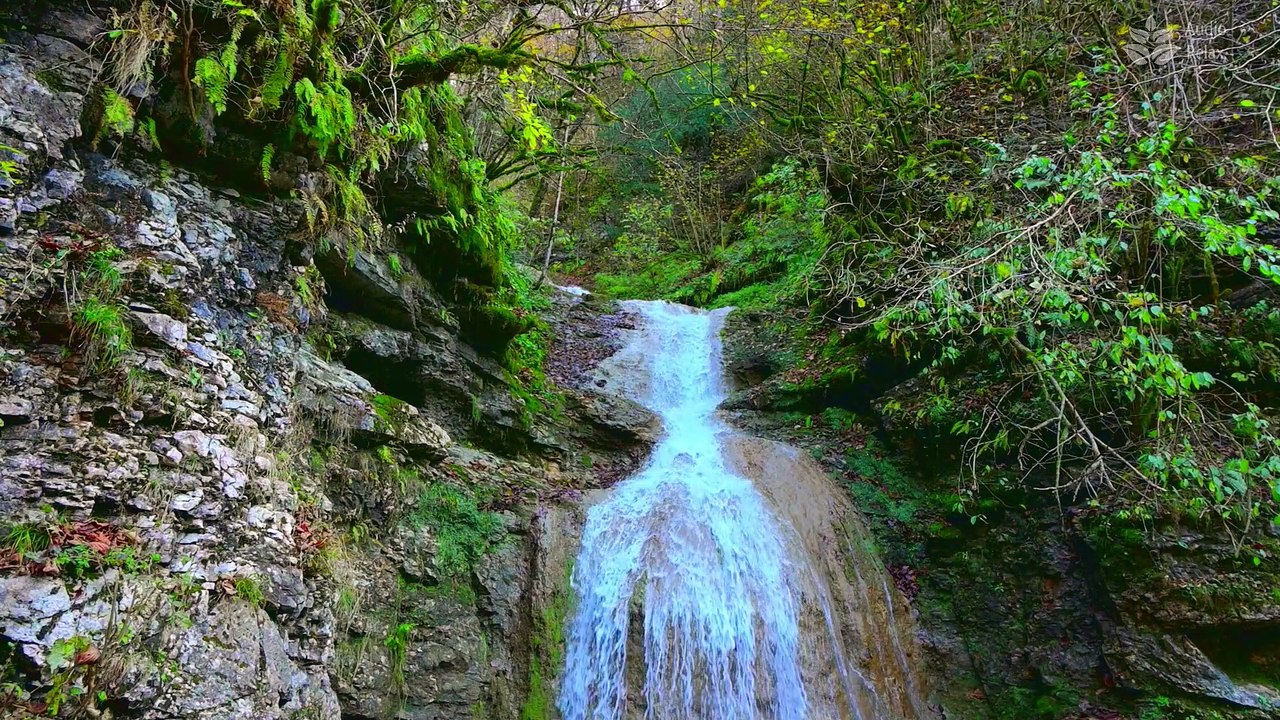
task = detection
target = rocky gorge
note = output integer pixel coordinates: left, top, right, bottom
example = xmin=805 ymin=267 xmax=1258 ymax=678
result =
xmin=2 ymin=2 xmax=1280 ymax=720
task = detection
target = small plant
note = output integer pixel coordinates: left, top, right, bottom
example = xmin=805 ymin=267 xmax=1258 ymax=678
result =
xmin=95 ymin=88 xmax=136 ymax=147
xmin=232 ymin=575 xmax=266 ymax=607
xmin=75 ymin=297 xmax=133 ymax=371
xmin=295 ymin=265 xmax=322 ymax=308
xmin=0 ymin=143 xmax=24 ymax=187
xmin=86 ymin=247 xmax=126 ymax=294
xmin=336 ymin=586 xmax=360 ymax=622
xmin=54 ymin=544 xmax=96 ymax=578
xmin=260 ymin=143 xmax=275 ymax=184
xmin=44 ymin=635 xmax=93 ymax=715
xmin=384 ymin=622 xmax=414 ymax=690
xmin=139 ymin=116 xmax=161 ymax=150
xmin=120 ymin=366 xmax=146 ymax=406
xmin=387 ymin=253 xmax=405 ymax=279
xmin=67 ymin=245 xmax=132 ymax=372
xmin=3 ymin=521 xmax=52 ymax=558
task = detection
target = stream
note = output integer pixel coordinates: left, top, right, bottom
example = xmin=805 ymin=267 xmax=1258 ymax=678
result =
xmin=558 ymin=300 xmax=929 ymax=720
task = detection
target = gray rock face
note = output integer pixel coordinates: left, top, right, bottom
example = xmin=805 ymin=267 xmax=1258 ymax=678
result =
xmin=0 ymin=7 xmax=660 ymax=720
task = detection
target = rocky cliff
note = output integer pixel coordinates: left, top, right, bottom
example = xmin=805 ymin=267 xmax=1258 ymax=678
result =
xmin=0 ymin=5 xmax=654 ymax=718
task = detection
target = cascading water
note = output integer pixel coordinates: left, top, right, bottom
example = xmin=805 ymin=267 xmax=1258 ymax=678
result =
xmin=559 ymin=300 xmax=929 ymax=720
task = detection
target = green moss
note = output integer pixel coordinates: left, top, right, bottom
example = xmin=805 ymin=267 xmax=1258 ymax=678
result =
xmin=469 ymin=304 xmax=532 ymax=355
xmin=371 ymin=393 xmax=411 ymax=432
xmin=842 ymin=443 xmax=944 ymax=527
xmin=522 ymin=563 xmax=573 ymax=720
xmin=406 ymin=483 xmax=503 ymax=579
xmin=522 ymin=656 xmax=551 ymax=720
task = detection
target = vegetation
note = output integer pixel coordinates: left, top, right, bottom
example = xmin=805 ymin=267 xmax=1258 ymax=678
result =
xmin=535 ymin=0 xmax=1280 ymax=541
xmin=232 ymin=575 xmax=266 ymax=608
xmin=384 ymin=621 xmax=413 ymax=692
xmin=522 ymin=565 xmax=572 ymax=720
xmin=407 ymin=483 xmax=504 ymax=579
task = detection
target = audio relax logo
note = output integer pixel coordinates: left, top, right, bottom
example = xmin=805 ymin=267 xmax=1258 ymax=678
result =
xmin=1123 ymin=15 xmax=1177 ymax=67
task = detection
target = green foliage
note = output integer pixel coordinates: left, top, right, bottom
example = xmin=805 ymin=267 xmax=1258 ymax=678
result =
xmin=75 ymin=297 xmax=132 ymax=371
xmin=705 ymin=159 xmax=827 ymax=309
xmin=569 ymin=0 xmax=1280 ymax=537
xmin=384 ymin=621 xmax=414 ymax=690
xmin=95 ymin=88 xmax=135 ymax=147
xmin=837 ymin=97 xmax=1280 ymax=525
xmin=86 ymin=247 xmax=126 ymax=295
xmin=0 ymin=144 xmax=24 ymax=187
xmin=259 ymin=143 xmax=275 ymax=183
xmin=595 ymin=255 xmax=701 ymax=301
xmin=194 ymin=22 xmax=244 ymax=115
xmin=590 ymin=159 xmax=825 ymax=307
xmin=233 ymin=575 xmax=266 ymax=607
xmin=294 ymin=265 xmax=321 ymax=308
xmin=3 ymin=522 xmax=52 ymax=558
xmin=64 ymin=245 xmax=133 ymax=372
xmin=294 ymin=79 xmax=355 ymax=158
xmin=407 ymin=483 xmax=504 ymax=579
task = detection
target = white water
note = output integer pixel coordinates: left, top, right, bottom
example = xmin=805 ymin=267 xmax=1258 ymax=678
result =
xmin=559 ymin=300 xmax=887 ymax=720
xmin=555 ymin=284 xmax=593 ymax=297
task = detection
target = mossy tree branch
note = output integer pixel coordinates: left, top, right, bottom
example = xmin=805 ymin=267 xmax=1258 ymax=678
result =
xmin=394 ymin=44 xmax=532 ymax=86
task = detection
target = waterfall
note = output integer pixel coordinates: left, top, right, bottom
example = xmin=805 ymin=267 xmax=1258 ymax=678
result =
xmin=559 ymin=300 xmax=927 ymax=720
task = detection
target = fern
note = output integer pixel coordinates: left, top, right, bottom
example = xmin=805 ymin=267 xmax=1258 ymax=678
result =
xmin=95 ymin=88 xmax=136 ymax=147
xmin=193 ymin=23 xmax=242 ymax=115
xmin=220 ymin=24 xmax=242 ymax=82
xmin=260 ymin=143 xmax=275 ymax=184
xmin=326 ymin=164 xmax=371 ymax=224
xmin=0 ymin=144 xmax=24 ymax=187
xmin=259 ymin=50 xmax=295 ymax=111
xmin=294 ymin=78 xmax=356 ymax=157
xmin=193 ymin=57 xmax=229 ymax=114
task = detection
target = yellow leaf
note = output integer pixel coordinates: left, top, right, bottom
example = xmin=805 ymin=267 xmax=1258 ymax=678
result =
xmin=856 ymin=297 xmax=867 ymax=308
